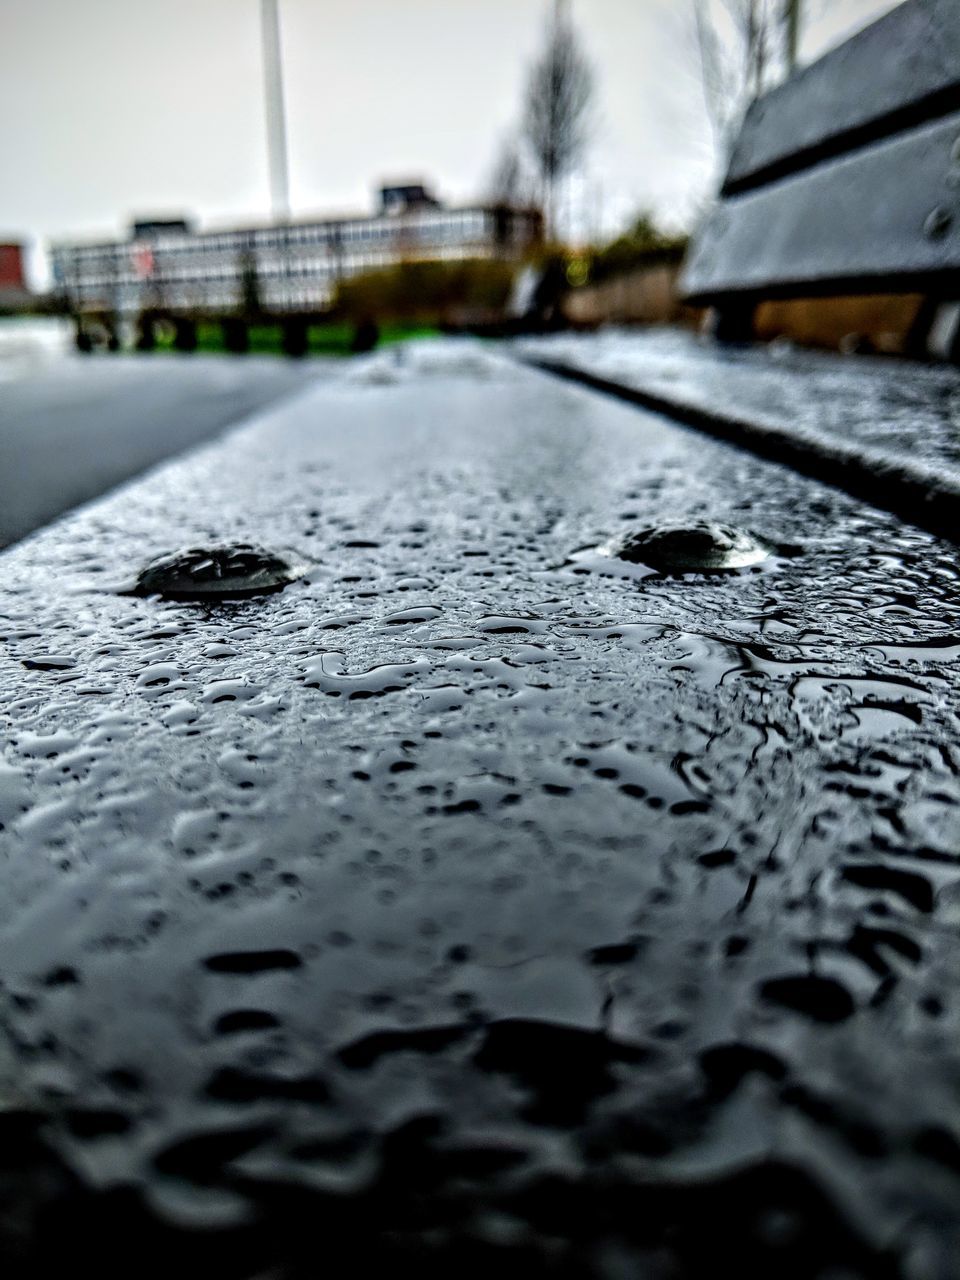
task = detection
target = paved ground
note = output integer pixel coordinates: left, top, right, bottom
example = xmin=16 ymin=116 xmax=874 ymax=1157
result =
xmin=0 ymin=337 xmax=325 ymax=548
xmin=0 ymin=340 xmax=958 ymax=1277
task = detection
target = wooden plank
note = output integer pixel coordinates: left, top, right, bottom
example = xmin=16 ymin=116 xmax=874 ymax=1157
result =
xmin=517 ymin=328 xmax=960 ymax=541
xmin=683 ymin=110 xmax=960 ymax=303
xmin=2 ymin=342 xmax=960 ymax=1270
xmin=725 ymin=0 xmax=960 ymax=193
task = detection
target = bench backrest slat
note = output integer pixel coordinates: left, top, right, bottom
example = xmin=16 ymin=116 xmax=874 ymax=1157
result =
xmin=682 ymin=0 xmax=960 ymax=309
xmin=725 ymin=0 xmax=960 ymax=195
xmin=684 ymin=110 xmax=960 ymax=304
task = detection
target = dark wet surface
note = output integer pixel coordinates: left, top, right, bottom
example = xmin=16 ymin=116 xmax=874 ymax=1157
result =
xmin=515 ymin=328 xmax=960 ymax=479
xmin=0 ymin=353 xmax=324 ymax=549
xmin=1 ymin=341 xmax=959 ymax=1277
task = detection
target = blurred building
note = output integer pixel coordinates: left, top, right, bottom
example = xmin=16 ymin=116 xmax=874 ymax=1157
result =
xmin=0 ymin=242 xmax=32 ymax=309
xmin=378 ymin=183 xmax=441 ymax=215
xmin=50 ymin=183 xmax=541 ymax=317
xmin=130 ymin=217 xmax=194 ymax=239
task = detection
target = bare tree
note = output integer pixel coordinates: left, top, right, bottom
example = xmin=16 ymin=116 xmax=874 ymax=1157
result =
xmin=488 ymin=138 xmax=529 ymax=207
xmin=521 ymin=0 xmax=594 ymax=239
xmin=694 ymin=0 xmax=801 ymax=156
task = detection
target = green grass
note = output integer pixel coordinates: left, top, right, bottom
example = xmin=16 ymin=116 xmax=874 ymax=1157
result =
xmin=375 ymin=322 xmax=441 ymax=348
xmin=176 ymin=319 xmax=441 ymax=357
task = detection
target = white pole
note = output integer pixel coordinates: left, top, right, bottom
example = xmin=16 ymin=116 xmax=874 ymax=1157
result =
xmin=261 ymin=0 xmax=291 ymax=222
xmin=784 ymin=0 xmax=801 ymax=73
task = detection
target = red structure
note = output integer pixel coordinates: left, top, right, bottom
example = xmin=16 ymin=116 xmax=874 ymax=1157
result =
xmin=0 ymin=243 xmax=26 ymax=290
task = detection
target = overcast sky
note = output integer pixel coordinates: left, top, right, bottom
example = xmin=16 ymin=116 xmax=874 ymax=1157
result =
xmin=2 ymin=0 xmax=896 ymax=283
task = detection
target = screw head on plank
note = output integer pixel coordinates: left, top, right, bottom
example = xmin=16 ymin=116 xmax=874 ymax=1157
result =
xmin=924 ymin=206 xmax=953 ymax=240
xmin=607 ymin=521 xmax=772 ymax=573
xmin=130 ymin=544 xmax=303 ymax=601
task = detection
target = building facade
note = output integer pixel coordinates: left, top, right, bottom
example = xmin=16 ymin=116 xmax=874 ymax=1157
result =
xmin=0 ymin=242 xmax=31 ymax=310
xmin=51 ymin=192 xmax=541 ymax=318
xmin=0 ymin=243 xmax=26 ymax=290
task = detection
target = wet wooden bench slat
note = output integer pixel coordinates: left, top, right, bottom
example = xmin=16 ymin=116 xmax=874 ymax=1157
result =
xmin=725 ymin=0 xmax=960 ymax=194
xmin=683 ymin=110 xmax=960 ymax=304
xmin=2 ymin=348 xmax=959 ymax=1269
xmin=683 ymin=0 xmax=960 ymax=322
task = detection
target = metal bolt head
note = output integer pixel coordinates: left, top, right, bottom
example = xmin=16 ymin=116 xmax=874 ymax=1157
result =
xmin=924 ymin=206 xmax=953 ymax=240
xmin=130 ymin=544 xmax=303 ymax=601
xmin=605 ymin=521 xmax=772 ymax=573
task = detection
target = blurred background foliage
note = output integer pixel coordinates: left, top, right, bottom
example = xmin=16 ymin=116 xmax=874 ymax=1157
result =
xmin=585 ymin=213 xmax=689 ymax=285
xmin=332 ymin=258 xmax=518 ymax=325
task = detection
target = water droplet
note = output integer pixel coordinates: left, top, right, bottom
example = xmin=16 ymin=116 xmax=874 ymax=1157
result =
xmin=203 ymin=949 xmax=303 ymax=974
xmin=130 ymin=545 xmax=304 ymax=602
xmin=22 ymin=655 xmax=77 ymax=671
xmin=759 ymin=974 xmax=855 ymax=1023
